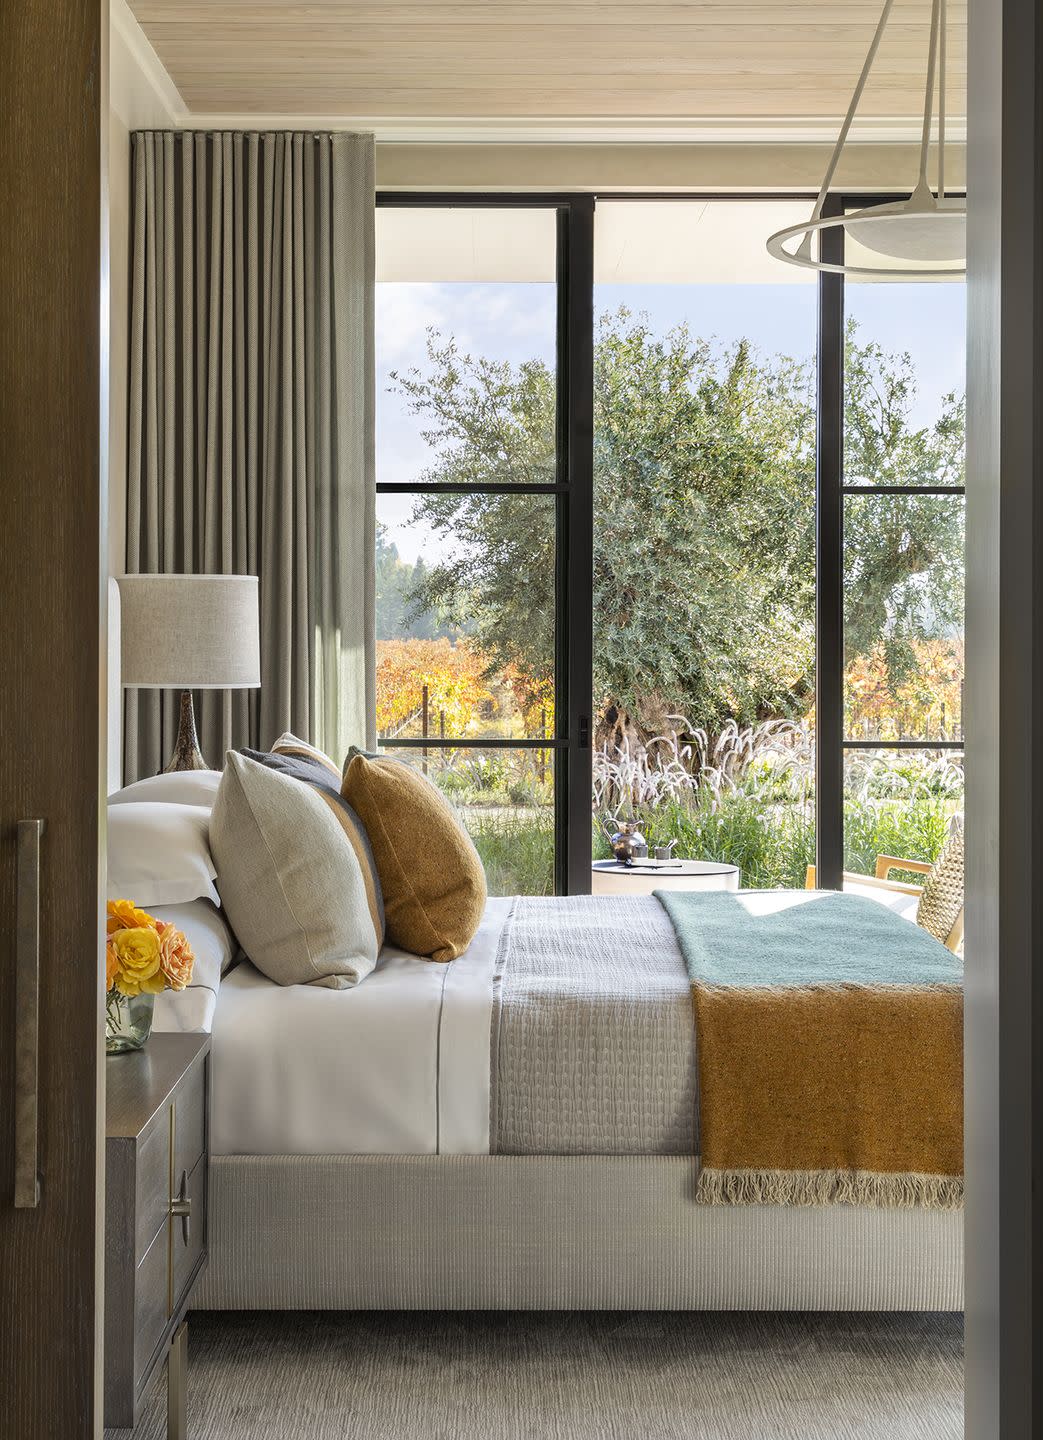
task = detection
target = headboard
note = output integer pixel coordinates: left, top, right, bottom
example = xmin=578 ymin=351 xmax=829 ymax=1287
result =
xmin=107 ymin=575 xmax=122 ymax=795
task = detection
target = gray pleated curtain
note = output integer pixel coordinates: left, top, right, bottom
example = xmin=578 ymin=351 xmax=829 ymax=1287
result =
xmin=124 ymin=130 xmax=375 ymax=781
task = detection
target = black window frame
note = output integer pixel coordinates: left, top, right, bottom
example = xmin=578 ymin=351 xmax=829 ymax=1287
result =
xmin=374 ymin=192 xmax=593 ymax=895
xmin=816 ymin=190 xmax=967 ymax=889
xmin=374 ymin=189 xmax=965 ymax=894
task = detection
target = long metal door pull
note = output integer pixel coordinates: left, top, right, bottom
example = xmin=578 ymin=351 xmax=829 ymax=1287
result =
xmin=14 ymin=818 xmax=44 ymax=1209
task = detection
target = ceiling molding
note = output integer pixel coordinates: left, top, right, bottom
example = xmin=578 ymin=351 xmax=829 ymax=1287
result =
xmin=111 ymin=0 xmax=188 ymax=124
xmin=373 ymin=140 xmax=965 ymax=194
xmin=169 ymin=115 xmax=967 ymax=146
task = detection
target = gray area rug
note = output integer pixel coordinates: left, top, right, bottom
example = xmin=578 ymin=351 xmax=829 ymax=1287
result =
xmin=109 ymin=1310 xmax=963 ymax=1440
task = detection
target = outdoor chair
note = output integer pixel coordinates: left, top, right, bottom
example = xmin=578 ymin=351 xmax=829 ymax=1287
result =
xmin=805 ymin=820 xmax=964 ymax=955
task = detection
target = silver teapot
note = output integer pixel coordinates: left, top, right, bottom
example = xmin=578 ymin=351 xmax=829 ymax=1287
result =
xmin=607 ymin=817 xmax=648 ymax=867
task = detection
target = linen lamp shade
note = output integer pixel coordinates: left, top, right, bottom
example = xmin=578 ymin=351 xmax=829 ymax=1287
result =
xmin=118 ymin=575 xmax=260 ymax=690
xmin=117 ymin=574 xmax=261 ymax=772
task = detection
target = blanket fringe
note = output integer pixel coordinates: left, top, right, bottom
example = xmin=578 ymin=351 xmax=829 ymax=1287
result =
xmin=696 ymin=1167 xmax=964 ymax=1210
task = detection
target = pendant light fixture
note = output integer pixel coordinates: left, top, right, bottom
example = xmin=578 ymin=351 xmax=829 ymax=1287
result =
xmin=766 ymin=0 xmax=964 ymax=279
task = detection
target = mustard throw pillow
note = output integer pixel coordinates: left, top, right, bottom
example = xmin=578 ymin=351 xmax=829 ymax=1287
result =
xmin=342 ymin=754 xmax=487 ymax=962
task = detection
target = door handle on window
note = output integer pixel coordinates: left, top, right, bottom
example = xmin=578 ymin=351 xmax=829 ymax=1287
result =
xmin=171 ymin=1170 xmax=192 ymax=1244
xmin=14 ymin=819 xmax=44 ymax=1209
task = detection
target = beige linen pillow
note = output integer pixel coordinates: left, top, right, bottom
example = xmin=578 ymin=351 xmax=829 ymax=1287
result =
xmin=342 ymin=753 xmax=487 ymax=963
xmin=210 ymin=752 xmax=378 ymax=989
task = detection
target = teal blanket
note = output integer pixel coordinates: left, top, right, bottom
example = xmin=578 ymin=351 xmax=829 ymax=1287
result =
xmin=654 ymin=889 xmax=962 ymax=988
xmin=653 ymin=888 xmax=964 ymax=1208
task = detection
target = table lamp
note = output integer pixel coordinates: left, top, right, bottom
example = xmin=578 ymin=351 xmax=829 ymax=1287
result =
xmin=117 ymin=574 xmax=261 ymax=772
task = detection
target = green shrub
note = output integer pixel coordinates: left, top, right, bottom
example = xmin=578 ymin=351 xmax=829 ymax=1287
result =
xmin=467 ymin=810 xmax=555 ymax=896
xmin=465 ymin=754 xmax=511 ymax=793
xmin=453 ymin=749 xmax=961 ymax=897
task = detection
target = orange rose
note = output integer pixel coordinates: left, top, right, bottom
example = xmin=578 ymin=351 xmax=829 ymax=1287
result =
xmin=157 ymin=921 xmax=194 ymax=992
xmin=107 ymin=898 xmax=156 ymax=937
xmin=105 ymin=940 xmax=121 ymax=991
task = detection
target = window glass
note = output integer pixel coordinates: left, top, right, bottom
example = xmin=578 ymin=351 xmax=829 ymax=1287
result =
xmin=591 ymin=200 xmax=817 ymax=889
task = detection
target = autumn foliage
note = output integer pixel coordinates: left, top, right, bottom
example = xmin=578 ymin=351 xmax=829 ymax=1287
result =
xmin=843 ymin=639 xmax=963 ymax=741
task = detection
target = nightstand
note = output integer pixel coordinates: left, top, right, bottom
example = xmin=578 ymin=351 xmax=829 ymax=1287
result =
xmin=105 ymin=1033 xmax=211 ymax=1437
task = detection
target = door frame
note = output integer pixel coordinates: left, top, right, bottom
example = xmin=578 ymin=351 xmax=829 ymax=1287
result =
xmin=0 ymin=0 xmax=108 ymax=1434
xmin=965 ymin=0 xmax=1043 ymax=1432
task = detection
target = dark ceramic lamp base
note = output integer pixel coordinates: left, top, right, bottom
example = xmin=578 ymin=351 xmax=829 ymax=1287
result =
xmin=163 ymin=690 xmax=209 ymax=773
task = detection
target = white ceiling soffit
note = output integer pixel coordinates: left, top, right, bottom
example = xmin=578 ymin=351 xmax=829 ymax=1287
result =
xmin=378 ymin=202 xmax=826 ymax=284
xmin=595 ymin=201 xmax=818 ymax=284
xmin=377 ymin=208 xmax=559 ymax=283
xmin=377 ymin=201 xmax=967 ymax=285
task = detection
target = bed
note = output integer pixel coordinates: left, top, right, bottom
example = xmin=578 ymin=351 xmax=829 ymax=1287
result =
xmin=107 ymin=583 xmax=963 ymax=1313
xmin=188 ymin=890 xmax=962 ymax=1313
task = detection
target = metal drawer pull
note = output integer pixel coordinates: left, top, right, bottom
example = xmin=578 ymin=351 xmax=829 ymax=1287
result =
xmin=14 ymin=819 xmax=44 ymax=1209
xmin=170 ymin=1170 xmax=192 ymax=1244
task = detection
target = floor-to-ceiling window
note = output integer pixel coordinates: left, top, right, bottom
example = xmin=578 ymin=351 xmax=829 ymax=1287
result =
xmin=374 ymin=198 xmax=593 ymax=895
xmin=375 ymin=193 xmax=966 ymax=895
xmin=591 ymin=200 xmax=818 ymax=887
xmin=838 ymin=217 xmax=966 ymax=882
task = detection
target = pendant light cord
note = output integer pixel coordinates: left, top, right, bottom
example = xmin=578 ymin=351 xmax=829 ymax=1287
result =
xmin=801 ymin=0 xmax=896 ymax=255
xmin=916 ymin=0 xmax=943 ymax=198
xmin=938 ymin=0 xmax=946 ymax=199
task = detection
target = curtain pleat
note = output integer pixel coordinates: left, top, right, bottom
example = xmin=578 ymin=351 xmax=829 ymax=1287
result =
xmin=124 ymin=130 xmax=375 ymax=781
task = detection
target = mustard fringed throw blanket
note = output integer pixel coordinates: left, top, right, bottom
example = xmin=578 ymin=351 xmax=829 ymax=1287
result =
xmin=654 ymin=889 xmax=963 ymax=1209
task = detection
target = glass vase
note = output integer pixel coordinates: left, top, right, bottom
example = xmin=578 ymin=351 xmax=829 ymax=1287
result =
xmin=105 ymin=989 xmax=155 ymax=1054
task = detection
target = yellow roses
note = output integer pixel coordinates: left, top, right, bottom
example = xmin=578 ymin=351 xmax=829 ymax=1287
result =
xmin=109 ymin=927 xmax=165 ymax=996
xmin=106 ymin=899 xmax=194 ymax=998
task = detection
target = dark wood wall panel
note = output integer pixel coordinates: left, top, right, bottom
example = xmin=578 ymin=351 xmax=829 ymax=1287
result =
xmin=0 ymin=0 xmax=106 ymax=1434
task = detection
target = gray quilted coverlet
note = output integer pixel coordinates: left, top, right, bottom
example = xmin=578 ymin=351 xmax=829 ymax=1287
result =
xmin=491 ymin=896 xmax=698 ymax=1155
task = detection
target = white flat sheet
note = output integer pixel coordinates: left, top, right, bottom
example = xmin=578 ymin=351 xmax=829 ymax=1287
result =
xmin=151 ymin=899 xmax=237 ymax=1035
xmin=210 ymin=898 xmax=511 ymax=1157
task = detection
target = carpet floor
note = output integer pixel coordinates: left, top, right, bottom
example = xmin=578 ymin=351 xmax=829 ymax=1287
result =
xmin=108 ymin=1310 xmax=963 ymax=1440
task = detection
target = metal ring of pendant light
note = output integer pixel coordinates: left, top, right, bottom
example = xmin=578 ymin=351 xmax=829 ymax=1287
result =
xmin=766 ymin=0 xmax=966 ymax=278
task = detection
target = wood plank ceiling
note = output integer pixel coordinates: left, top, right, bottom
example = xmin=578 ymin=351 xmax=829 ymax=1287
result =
xmin=128 ymin=1 xmax=966 ymax=129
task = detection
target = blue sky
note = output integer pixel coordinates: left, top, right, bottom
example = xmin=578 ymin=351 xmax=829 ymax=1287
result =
xmin=377 ymin=278 xmax=965 ymax=563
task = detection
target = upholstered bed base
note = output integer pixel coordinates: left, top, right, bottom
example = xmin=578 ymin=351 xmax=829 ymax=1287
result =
xmin=195 ymin=1155 xmax=963 ymax=1312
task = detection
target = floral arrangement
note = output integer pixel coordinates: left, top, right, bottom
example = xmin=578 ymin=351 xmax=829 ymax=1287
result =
xmin=106 ymin=900 xmax=194 ymax=1048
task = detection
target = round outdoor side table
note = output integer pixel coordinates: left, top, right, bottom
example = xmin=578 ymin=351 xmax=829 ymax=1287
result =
xmin=590 ymin=858 xmax=741 ymax=897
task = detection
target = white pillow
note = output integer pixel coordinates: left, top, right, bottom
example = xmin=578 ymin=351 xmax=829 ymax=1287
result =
xmin=109 ymin=770 xmax=223 ymax=810
xmin=151 ymin=899 xmax=238 ymax=1035
xmin=107 ymin=802 xmax=220 ymax=907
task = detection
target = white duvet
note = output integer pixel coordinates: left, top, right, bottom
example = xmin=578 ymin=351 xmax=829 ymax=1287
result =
xmin=209 ymin=898 xmax=512 ymax=1157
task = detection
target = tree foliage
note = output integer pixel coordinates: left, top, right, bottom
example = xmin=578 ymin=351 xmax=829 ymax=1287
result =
xmin=842 ymin=335 xmax=964 ymax=686
xmin=377 ymin=523 xmax=466 ymax=642
xmin=388 ymin=311 xmax=965 ymax=744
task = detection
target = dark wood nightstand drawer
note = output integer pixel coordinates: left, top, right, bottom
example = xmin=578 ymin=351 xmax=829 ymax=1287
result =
xmin=134 ymin=1121 xmax=171 ymax=1262
xmin=133 ymin=1223 xmax=171 ymax=1390
xmin=172 ymin=1152 xmax=207 ymax=1310
xmin=174 ymin=1060 xmax=206 ymax=1179
xmin=105 ymin=1034 xmax=211 ymax=1430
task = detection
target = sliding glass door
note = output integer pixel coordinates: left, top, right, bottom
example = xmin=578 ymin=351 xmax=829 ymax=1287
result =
xmin=591 ymin=200 xmax=818 ymax=888
xmin=375 ymin=192 xmax=965 ymax=895
xmin=815 ymin=201 xmax=967 ymax=888
xmin=374 ymin=197 xmax=592 ymax=895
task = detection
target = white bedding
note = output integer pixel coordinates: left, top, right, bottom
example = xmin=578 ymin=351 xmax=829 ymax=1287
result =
xmin=150 ymin=899 xmax=237 ymax=1034
xmin=210 ymin=897 xmax=512 ymax=1157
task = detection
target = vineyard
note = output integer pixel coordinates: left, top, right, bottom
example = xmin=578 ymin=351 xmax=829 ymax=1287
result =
xmin=376 ymin=637 xmax=553 ymax=743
